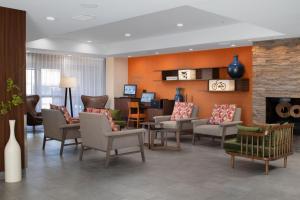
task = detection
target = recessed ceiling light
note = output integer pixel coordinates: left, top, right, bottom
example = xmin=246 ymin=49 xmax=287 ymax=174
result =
xmin=177 ymin=23 xmax=184 ymax=27
xmin=189 ymin=48 xmax=193 ymax=51
xmin=87 ymin=40 xmax=92 ymax=43
xmin=231 ymin=44 xmax=236 ymax=47
xmin=72 ymin=15 xmax=95 ymax=21
xmin=46 ymin=16 xmax=55 ymax=21
xmin=80 ymin=3 xmax=99 ymax=8
xmin=124 ymin=33 xmax=131 ymax=37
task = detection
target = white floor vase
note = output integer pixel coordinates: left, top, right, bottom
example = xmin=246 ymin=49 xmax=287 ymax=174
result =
xmin=4 ymin=120 xmax=22 ymax=183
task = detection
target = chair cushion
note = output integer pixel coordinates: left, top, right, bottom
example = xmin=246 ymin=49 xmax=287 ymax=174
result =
xmin=194 ymin=124 xmax=221 ymax=136
xmin=224 ymin=138 xmax=274 ymax=157
xmin=50 ymin=104 xmax=79 ymax=124
xmin=209 ymin=104 xmax=236 ymax=125
xmin=86 ymin=108 xmax=119 ymax=131
xmin=171 ymin=102 xmax=194 ymax=121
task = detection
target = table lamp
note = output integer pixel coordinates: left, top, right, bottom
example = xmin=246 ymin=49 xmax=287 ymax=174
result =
xmin=59 ymin=76 xmax=76 ymax=117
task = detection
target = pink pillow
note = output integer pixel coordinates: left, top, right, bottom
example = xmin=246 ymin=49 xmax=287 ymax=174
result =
xmin=171 ymin=102 xmax=194 ymax=121
xmin=209 ymin=104 xmax=236 ymax=125
xmin=86 ymin=108 xmax=119 ymax=131
xmin=50 ymin=104 xmax=79 ymax=124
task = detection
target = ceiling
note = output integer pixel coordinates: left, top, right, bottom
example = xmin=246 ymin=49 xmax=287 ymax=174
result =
xmin=0 ymin=0 xmax=299 ymax=56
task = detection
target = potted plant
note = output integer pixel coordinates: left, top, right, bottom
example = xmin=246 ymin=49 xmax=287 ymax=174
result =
xmin=0 ymin=78 xmax=23 ymax=183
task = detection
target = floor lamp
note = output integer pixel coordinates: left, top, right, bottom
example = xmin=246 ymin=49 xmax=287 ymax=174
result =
xmin=59 ymin=76 xmax=76 ymax=117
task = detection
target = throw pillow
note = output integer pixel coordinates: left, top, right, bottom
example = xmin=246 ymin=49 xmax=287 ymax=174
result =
xmin=86 ymin=108 xmax=119 ymax=131
xmin=50 ymin=104 xmax=79 ymax=124
xmin=209 ymin=104 xmax=236 ymax=125
xmin=171 ymin=102 xmax=194 ymax=121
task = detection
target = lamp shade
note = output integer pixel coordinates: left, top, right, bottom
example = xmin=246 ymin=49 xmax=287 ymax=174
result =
xmin=59 ymin=76 xmax=76 ymax=88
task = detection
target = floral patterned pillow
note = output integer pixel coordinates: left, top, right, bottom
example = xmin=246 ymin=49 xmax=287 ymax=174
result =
xmin=171 ymin=102 xmax=194 ymax=121
xmin=209 ymin=104 xmax=236 ymax=125
xmin=50 ymin=104 xmax=79 ymax=124
xmin=86 ymin=108 xmax=119 ymax=131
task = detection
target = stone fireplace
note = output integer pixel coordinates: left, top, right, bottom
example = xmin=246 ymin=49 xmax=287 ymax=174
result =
xmin=252 ymin=38 xmax=300 ymax=132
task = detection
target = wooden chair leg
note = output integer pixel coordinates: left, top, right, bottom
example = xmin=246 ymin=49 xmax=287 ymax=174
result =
xmin=105 ymin=137 xmax=113 ymax=168
xmin=60 ymin=132 xmax=66 ymax=156
xmin=192 ymin=133 xmax=196 ymax=145
xmin=284 ymin=157 xmax=287 ymax=168
xmin=75 ymin=138 xmax=78 ymax=146
xmin=265 ymin=160 xmax=269 ymax=175
xmin=33 ymin=125 xmax=36 ymax=134
xmin=60 ymin=140 xmax=65 ymax=156
xmin=114 ymin=149 xmax=118 ymax=155
xmin=42 ymin=136 xmax=46 ymax=150
xmin=231 ymin=155 xmax=235 ymax=168
xmin=79 ymin=144 xmax=84 ymax=161
xmin=176 ymin=130 xmax=181 ymax=150
xmin=138 ymin=134 xmax=146 ymax=162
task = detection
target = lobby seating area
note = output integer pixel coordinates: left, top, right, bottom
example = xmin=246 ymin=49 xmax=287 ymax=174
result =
xmin=1 ymin=1 xmax=300 ymax=200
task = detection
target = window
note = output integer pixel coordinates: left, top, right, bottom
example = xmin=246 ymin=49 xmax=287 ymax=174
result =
xmin=26 ymin=53 xmax=106 ymax=115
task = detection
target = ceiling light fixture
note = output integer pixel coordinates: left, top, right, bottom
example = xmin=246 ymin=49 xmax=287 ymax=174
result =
xmin=177 ymin=23 xmax=184 ymax=27
xmin=87 ymin=40 xmax=92 ymax=43
xmin=46 ymin=16 xmax=55 ymax=21
xmin=231 ymin=44 xmax=236 ymax=47
xmin=189 ymin=48 xmax=193 ymax=51
xmin=124 ymin=33 xmax=131 ymax=37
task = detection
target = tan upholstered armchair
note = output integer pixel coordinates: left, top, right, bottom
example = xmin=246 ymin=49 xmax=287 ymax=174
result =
xmin=192 ymin=108 xmax=242 ymax=148
xmin=42 ymin=109 xmax=81 ymax=156
xmin=79 ymin=112 xmax=146 ymax=167
xmin=81 ymin=95 xmax=108 ymax=111
xmin=153 ymin=105 xmax=199 ymax=150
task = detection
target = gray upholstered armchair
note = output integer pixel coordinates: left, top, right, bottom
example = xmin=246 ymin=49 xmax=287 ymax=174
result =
xmin=42 ymin=109 xmax=81 ymax=156
xmin=192 ymin=108 xmax=242 ymax=148
xmin=153 ymin=105 xmax=199 ymax=150
xmin=79 ymin=112 xmax=146 ymax=167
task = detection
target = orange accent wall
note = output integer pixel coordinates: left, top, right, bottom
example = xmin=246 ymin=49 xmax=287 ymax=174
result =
xmin=128 ymin=47 xmax=253 ymax=124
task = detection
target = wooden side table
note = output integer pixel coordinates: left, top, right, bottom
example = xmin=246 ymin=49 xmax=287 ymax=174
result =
xmin=141 ymin=121 xmax=164 ymax=149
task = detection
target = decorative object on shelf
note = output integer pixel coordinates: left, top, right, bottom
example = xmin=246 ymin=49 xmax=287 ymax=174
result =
xmin=227 ymin=55 xmax=245 ymax=79
xmin=208 ymin=80 xmax=235 ymax=92
xmin=178 ymin=69 xmax=196 ymax=80
xmin=60 ymin=76 xmax=76 ymax=117
xmin=0 ymin=78 xmax=23 ymax=183
xmin=5 ymin=120 xmax=22 ymax=183
xmin=174 ymin=88 xmax=184 ymax=102
xmin=166 ymin=76 xmax=178 ymax=81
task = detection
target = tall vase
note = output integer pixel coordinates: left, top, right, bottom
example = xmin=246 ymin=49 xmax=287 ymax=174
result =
xmin=227 ymin=55 xmax=245 ymax=79
xmin=174 ymin=88 xmax=184 ymax=102
xmin=4 ymin=120 xmax=22 ymax=183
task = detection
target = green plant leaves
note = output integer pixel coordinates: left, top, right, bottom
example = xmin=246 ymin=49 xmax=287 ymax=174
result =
xmin=0 ymin=78 xmax=23 ymax=116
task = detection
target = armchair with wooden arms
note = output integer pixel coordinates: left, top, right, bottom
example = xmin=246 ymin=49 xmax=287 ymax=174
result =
xmin=153 ymin=104 xmax=199 ymax=150
xmin=192 ymin=108 xmax=242 ymax=148
xmin=79 ymin=112 xmax=146 ymax=167
xmin=224 ymin=123 xmax=294 ymax=175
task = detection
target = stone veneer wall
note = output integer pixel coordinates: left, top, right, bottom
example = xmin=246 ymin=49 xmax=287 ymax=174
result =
xmin=253 ymin=38 xmax=300 ymax=123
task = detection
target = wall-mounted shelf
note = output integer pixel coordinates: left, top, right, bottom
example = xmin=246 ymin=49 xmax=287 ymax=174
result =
xmin=160 ymin=67 xmax=226 ymax=81
xmin=208 ymin=79 xmax=249 ymax=92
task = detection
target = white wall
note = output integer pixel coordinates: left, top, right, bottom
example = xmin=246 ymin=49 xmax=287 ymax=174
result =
xmin=105 ymin=57 xmax=128 ymax=108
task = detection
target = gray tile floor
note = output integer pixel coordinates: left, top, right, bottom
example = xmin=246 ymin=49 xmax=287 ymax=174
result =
xmin=1 ymin=128 xmax=300 ymax=200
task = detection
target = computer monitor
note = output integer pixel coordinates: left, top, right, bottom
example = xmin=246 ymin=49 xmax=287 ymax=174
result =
xmin=123 ymin=84 xmax=137 ymax=97
xmin=140 ymin=92 xmax=155 ymax=103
